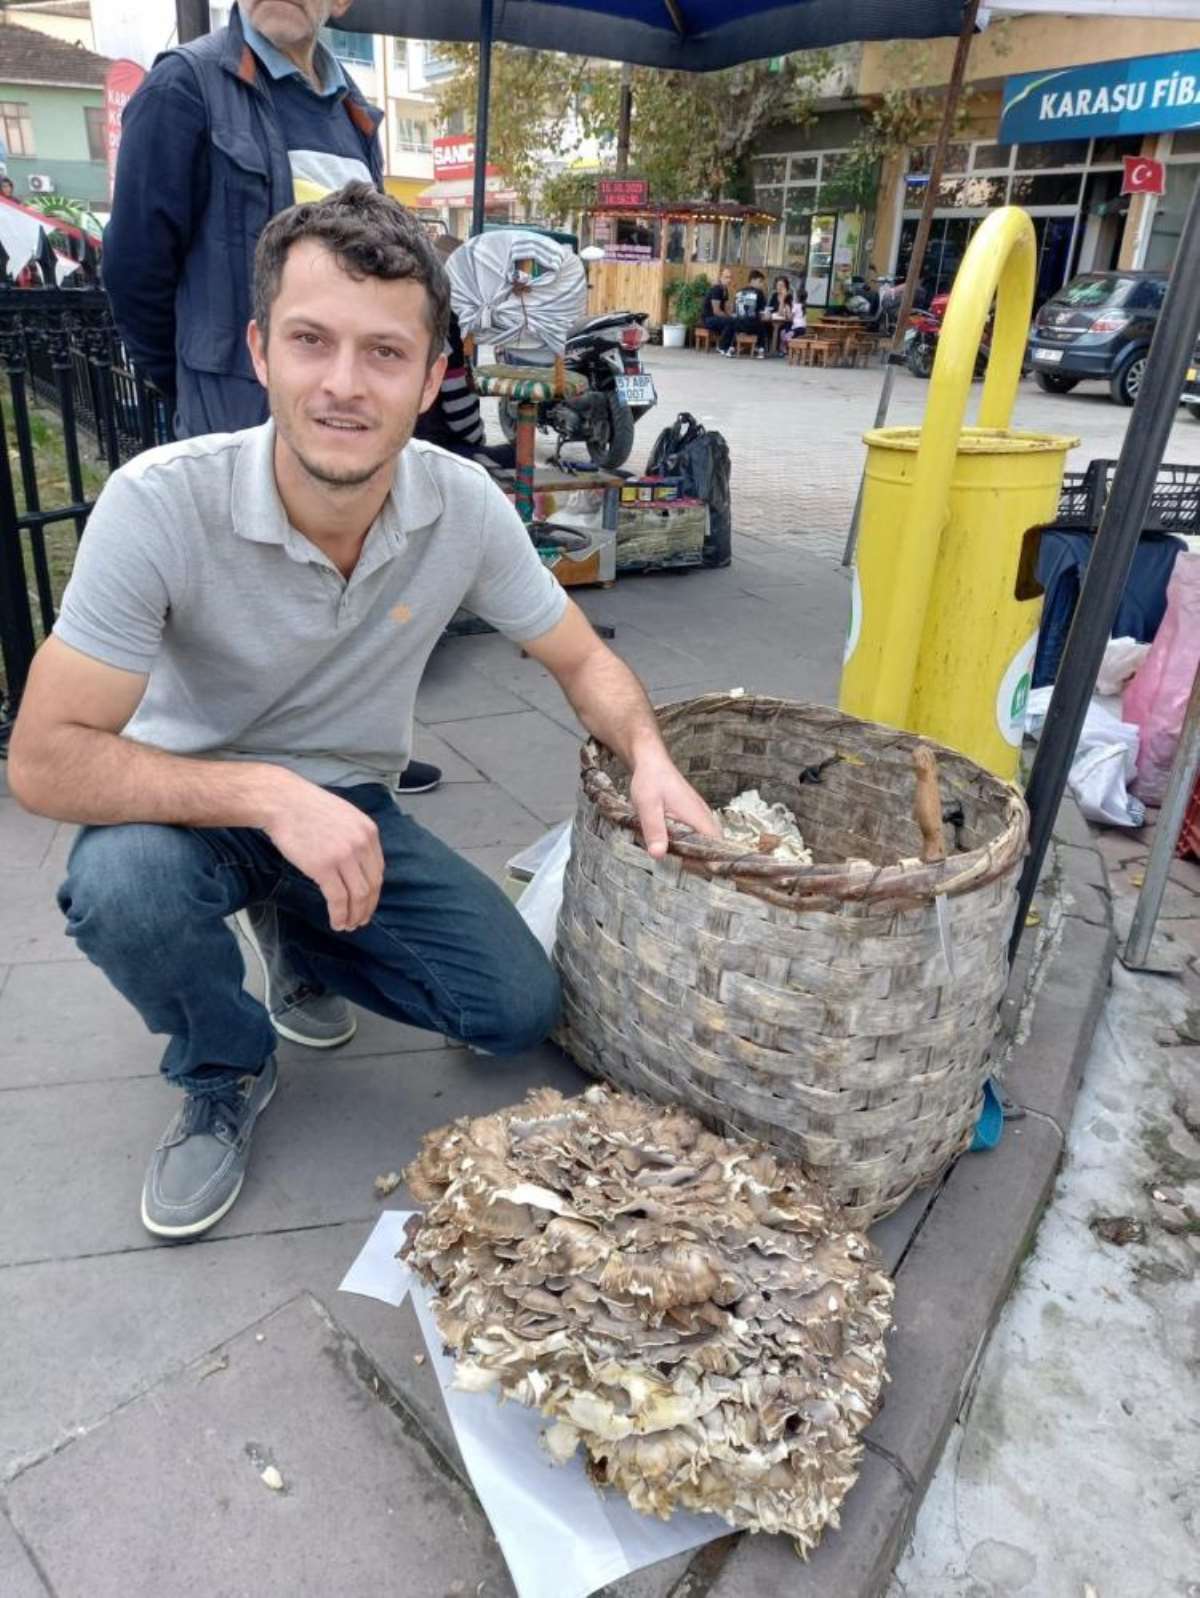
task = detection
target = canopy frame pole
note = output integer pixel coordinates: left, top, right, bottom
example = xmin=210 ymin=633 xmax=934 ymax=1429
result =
xmin=1121 ymin=662 xmax=1200 ymax=972
xmin=841 ymin=0 xmax=981 ymax=568
xmin=1010 ymin=170 xmax=1200 ymax=962
xmin=471 ymin=0 xmax=495 ymax=236
xmin=175 ymin=0 xmax=209 ymax=43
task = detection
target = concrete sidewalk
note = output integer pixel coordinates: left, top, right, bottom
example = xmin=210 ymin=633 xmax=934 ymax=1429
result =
xmin=0 ymin=538 xmax=1116 ymax=1598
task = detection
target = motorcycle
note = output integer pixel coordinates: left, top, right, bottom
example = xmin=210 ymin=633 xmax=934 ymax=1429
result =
xmin=496 ymin=310 xmax=656 ymax=471
xmin=904 ymin=291 xmax=1032 ymax=382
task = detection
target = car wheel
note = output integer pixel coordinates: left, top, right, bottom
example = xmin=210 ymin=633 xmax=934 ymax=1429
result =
xmin=1034 ymin=371 xmax=1079 ymax=394
xmin=1188 ymin=402 xmax=1200 ymax=423
xmin=1110 ymin=351 xmax=1147 ymax=406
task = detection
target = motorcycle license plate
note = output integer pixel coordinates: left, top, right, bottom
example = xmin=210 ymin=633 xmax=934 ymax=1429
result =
xmin=614 ymin=374 xmax=656 ymax=406
xmin=1034 ymin=348 xmax=1063 ymax=364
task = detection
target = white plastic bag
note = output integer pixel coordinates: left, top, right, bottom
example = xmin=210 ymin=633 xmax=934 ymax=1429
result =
xmin=513 ymin=821 xmax=573 ymax=957
xmin=1096 ymin=637 xmax=1150 ymax=698
xmin=1025 ymin=691 xmax=1145 ymax=827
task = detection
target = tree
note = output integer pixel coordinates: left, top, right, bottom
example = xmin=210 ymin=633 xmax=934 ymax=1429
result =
xmin=432 ymin=46 xmax=834 ymax=209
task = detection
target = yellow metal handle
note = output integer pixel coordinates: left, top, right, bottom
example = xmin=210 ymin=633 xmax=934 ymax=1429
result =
xmin=868 ymin=207 xmax=1037 ymax=728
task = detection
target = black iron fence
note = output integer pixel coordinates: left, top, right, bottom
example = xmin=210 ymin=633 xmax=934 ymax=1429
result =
xmin=0 ymin=286 xmax=169 ymax=739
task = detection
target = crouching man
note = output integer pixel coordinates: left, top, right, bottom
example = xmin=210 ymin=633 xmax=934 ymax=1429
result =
xmin=8 ymin=183 xmax=717 ymax=1242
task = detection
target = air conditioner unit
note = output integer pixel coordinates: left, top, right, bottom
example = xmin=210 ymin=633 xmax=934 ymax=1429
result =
xmin=27 ymin=174 xmax=55 ymax=194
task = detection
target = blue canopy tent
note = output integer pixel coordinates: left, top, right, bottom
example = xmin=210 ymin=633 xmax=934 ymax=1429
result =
xmin=339 ymin=0 xmax=972 ymax=232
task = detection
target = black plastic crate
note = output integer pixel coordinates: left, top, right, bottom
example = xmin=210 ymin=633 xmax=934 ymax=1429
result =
xmin=1055 ymin=459 xmax=1200 ymax=534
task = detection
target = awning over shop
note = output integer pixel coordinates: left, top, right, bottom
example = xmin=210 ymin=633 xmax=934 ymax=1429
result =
xmin=385 ymin=176 xmax=437 ymax=207
xmin=418 ymin=177 xmax=518 ymax=210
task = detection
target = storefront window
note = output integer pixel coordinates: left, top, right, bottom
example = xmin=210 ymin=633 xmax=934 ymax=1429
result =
xmin=1015 ymin=139 xmax=1087 ymax=170
xmin=938 ymin=175 xmax=1007 ymax=208
xmin=692 ymin=222 xmax=718 ymax=263
xmin=1010 ymin=171 xmax=1083 ymax=206
xmin=610 ymin=215 xmax=659 ymax=259
xmin=727 ymin=219 xmax=745 ymax=264
xmin=752 ymin=156 xmax=788 ymax=186
xmin=1172 ymin=130 xmax=1200 ymax=157
xmin=665 ymin=221 xmax=686 ymax=264
xmin=745 ymin=226 xmax=769 ymax=269
xmin=1146 ymin=160 xmax=1200 ymax=272
xmin=756 ymin=184 xmax=784 ymax=212
xmin=1091 ymin=134 xmax=1147 ymax=164
xmin=788 ymin=156 xmax=819 ymax=182
xmin=909 ymin=143 xmax=970 ymax=174
xmin=783 ymin=225 xmax=811 ymax=274
xmin=973 ymin=144 xmax=1012 ymax=171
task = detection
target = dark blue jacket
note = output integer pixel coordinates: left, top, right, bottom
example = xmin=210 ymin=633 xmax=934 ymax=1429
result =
xmin=103 ymin=5 xmax=383 ymax=438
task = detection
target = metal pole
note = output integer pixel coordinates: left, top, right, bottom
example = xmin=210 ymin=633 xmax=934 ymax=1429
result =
xmin=1010 ymin=170 xmax=1200 ymax=962
xmin=471 ymin=0 xmax=495 ymax=237
xmin=1122 ymin=662 xmax=1200 ymax=971
xmin=616 ymin=63 xmax=633 ymax=178
xmin=841 ymin=0 xmax=980 ymax=567
xmin=175 ymin=0 xmax=209 ymax=44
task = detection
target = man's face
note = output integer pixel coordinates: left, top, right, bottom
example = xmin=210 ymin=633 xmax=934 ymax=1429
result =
xmin=720 ymin=269 xmax=732 ymax=287
xmin=248 ymin=240 xmax=447 ymax=491
xmin=241 ymin=0 xmax=351 ymax=49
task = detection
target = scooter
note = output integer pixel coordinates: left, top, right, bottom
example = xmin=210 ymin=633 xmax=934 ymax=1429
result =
xmin=496 ymin=310 xmax=656 ymax=471
xmin=904 ymin=292 xmax=1032 ymax=382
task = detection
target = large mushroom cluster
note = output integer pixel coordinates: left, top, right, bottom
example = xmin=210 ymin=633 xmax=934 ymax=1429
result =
xmin=401 ymin=1085 xmax=894 ymax=1555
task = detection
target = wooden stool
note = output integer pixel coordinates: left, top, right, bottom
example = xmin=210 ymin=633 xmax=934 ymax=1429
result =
xmin=693 ymin=326 xmax=713 ymax=352
xmin=735 ymin=332 xmax=758 ymax=357
xmin=473 ymin=357 xmax=587 ymax=524
xmin=786 ymin=339 xmax=807 ymax=367
xmin=803 ymin=340 xmax=835 ymax=368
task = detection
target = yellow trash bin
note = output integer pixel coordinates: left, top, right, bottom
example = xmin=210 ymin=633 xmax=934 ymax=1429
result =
xmin=839 ymin=208 xmax=1079 ymax=780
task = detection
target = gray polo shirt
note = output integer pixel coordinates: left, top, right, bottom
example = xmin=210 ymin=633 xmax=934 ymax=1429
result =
xmin=53 ymin=421 xmax=567 ymax=788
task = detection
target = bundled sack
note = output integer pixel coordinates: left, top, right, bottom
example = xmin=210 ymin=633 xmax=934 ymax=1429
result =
xmin=401 ymin=1085 xmax=893 ymax=1556
xmin=645 ymin=412 xmax=732 ymax=567
xmin=1124 ymin=554 xmax=1200 ymax=805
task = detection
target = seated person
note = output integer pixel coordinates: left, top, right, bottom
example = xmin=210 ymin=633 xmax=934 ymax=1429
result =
xmin=780 ymin=285 xmax=809 ymax=353
xmin=414 ymin=232 xmax=514 ymax=470
xmin=700 ymin=266 xmax=734 ymax=342
xmin=720 ymin=269 xmax=769 ymax=357
xmin=8 ymin=183 xmax=719 ymax=1244
xmin=767 ymin=275 xmax=794 ymax=356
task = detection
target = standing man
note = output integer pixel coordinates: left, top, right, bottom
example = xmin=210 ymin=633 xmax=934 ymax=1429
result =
xmin=8 ymin=185 xmax=718 ymax=1242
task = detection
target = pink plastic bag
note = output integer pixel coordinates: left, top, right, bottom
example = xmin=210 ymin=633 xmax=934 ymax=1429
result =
xmin=1123 ymin=553 xmax=1200 ymax=805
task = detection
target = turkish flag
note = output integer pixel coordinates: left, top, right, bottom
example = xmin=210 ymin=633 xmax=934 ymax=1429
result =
xmin=1122 ymin=156 xmax=1165 ymax=197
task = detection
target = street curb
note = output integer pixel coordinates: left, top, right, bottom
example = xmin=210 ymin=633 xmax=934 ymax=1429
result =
xmin=702 ymin=798 xmax=1115 ymax=1598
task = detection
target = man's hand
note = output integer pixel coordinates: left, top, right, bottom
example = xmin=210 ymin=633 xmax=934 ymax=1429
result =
xmin=265 ymin=785 xmax=385 ymax=931
xmin=628 ymin=748 xmax=720 ymax=861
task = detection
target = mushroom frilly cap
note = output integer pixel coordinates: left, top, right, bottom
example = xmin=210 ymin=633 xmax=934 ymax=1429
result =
xmin=401 ymin=1085 xmax=894 ymax=1555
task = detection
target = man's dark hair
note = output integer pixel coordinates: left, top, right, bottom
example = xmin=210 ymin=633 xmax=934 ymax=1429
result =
xmin=748 ymin=269 xmax=766 ymax=283
xmin=253 ymin=182 xmax=450 ymax=364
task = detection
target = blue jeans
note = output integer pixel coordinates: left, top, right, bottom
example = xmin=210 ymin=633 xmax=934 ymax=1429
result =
xmin=57 ymin=783 xmax=561 ymax=1093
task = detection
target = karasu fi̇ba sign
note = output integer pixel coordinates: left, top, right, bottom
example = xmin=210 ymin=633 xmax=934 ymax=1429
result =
xmin=1000 ymin=48 xmax=1200 ymax=144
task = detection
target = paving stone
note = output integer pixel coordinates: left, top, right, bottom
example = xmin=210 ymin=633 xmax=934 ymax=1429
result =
xmin=6 ymin=1294 xmax=515 ymax=1598
xmin=0 ymin=958 xmax=160 ymax=1089
xmin=1003 ymin=919 xmax=1114 ymax=1131
xmin=865 ymin=1116 xmax=1064 ymax=1492
xmin=1089 ymin=826 xmax=1147 ymax=878
xmin=1055 ymin=841 xmax=1110 ymax=897
xmin=0 ymin=1043 xmax=587 ymax=1267
xmin=411 ymin=724 xmax=485 ymax=782
xmin=431 ymin=710 xmax=582 ymax=825
xmin=708 ymin=1448 xmax=912 ymax=1598
xmin=0 ymin=866 xmax=83 ymax=966
xmin=869 ymin=1185 xmax=941 ymax=1276
xmin=1063 ymin=881 xmax=1112 ymax=929
xmin=0 ymin=801 xmax=59 ymax=874
xmin=1051 ymin=797 xmax=1094 ymax=851
xmin=0 ymin=1510 xmax=49 ymax=1598
xmin=415 ymin=647 xmax=530 ymax=723
xmin=398 ymin=779 xmax=546 ymax=851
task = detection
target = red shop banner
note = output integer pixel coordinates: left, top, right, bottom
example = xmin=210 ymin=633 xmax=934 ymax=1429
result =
xmin=104 ymin=59 xmax=146 ymax=201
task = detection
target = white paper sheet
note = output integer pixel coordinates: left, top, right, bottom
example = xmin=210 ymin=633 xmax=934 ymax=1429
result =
xmin=339 ymin=1212 xmax=728 ymax=1598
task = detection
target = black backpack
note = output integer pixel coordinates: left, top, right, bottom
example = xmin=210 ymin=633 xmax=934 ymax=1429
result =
xmin=645 ymin=412 xmax=732 ymax=567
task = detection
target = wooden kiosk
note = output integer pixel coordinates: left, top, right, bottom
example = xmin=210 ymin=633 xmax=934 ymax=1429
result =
xmin=581 ymin=199 xmax=780 ymax=328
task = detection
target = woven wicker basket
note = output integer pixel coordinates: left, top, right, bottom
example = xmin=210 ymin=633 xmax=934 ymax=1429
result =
xmin=556 ymin=695 xmax=1029 ymax=1227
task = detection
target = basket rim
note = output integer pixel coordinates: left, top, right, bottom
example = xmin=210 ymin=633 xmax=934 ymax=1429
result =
xmin=579 ymin=693 xmax=1029 ymax=908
